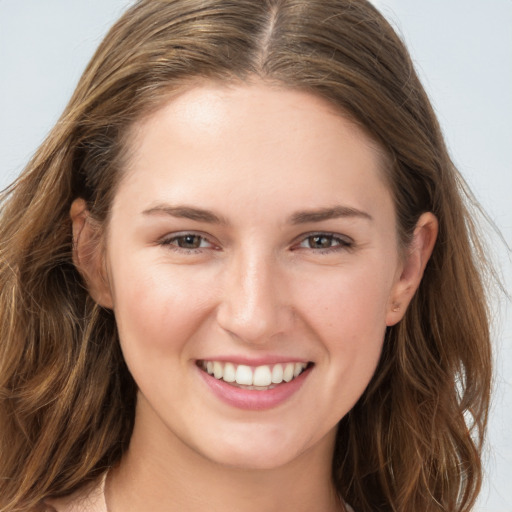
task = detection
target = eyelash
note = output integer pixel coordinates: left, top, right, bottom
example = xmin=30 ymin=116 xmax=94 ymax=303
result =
xmin=293 ymin=233 xmax=354 ymax=254
xmin=158 ymin=232 xmax=353 ymax=254
xmin=158 ymin=232 xmax=216 ymax=253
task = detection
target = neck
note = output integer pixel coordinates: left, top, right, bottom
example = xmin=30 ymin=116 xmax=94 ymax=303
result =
xmin=107 ymin=399 xmax=343 ymax=512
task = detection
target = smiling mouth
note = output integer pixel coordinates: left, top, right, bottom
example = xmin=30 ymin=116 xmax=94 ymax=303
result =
xmin=197 ymin=360 xmax=312 ymax=390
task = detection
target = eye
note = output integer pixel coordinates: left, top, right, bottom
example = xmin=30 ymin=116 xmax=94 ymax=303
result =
xmin=295 ymin=233 xmax=353 ymax=252
xmin=303 ymin=235 xmax=337 ymax=249
xmin=159 ymin=233 xmax=215 ymax=251
xmin=173 ymin=234 xmax=206 ymax=249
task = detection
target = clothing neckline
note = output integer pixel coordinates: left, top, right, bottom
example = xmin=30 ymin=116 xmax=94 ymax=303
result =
xmin=45 ymin=471 xmax=355 ymax=512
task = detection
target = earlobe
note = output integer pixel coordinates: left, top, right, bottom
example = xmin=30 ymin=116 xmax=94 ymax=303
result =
xmin=386 ymin=212 xmax=438 ymax=326
xmin=70 ymin=199 xmax=114 ymax=309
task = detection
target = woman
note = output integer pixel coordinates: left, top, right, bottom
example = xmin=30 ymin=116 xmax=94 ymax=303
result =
xmin=0 ymin=1 xmax=492 ymax=511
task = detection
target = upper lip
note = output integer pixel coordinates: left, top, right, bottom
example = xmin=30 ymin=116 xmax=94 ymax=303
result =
xmin=196 ymin=355 xmax=311 ymax=366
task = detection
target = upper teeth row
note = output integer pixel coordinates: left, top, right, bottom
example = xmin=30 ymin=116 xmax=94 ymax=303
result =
xmin=201 ymin=361 xmax=308 ymax=387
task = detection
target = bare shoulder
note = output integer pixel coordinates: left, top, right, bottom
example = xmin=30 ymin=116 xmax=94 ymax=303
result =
xmin=43 ymin=475 xmax=107 ymax=512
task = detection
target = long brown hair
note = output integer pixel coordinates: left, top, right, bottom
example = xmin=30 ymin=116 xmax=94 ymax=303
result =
xmin=0 ymin=1 xmax=492 ymax=510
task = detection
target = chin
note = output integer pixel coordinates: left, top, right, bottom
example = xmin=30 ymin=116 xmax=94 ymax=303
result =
xmin=200 ymin=445 xmax=304 ymax=471
xmin=187 ymin=423 xmax=331 ymax=471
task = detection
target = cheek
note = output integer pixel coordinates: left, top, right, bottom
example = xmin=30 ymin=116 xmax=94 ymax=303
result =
xmin=278 ymin=262 xmax=394 ymax=424
xmin=297 ymin=262 xmax=392 ymax=330
xmin=293 ymin=261 xmax=393 ymax=368
xmin=108 ymin=257 xmax=215 ymax=362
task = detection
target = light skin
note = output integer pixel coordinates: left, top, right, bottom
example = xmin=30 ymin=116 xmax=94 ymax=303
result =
xmin=72 ymin=81 xmax=437 ymax=512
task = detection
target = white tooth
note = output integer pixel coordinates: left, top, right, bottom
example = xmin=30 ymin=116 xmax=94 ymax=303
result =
xmin=223 ymin=362 xmax=236 ymax=382
xmin=271 ymin=364 xmax=284 ymax=384
xmin=293 ymin=362 xmax=304 ymax=377
xmin=253 ymin=365 xmax=272 ymax=387
xmin=235 ymin=365 xmax=253 ymax=385
xmin=283 ymin=363 xmax=294 ymax=382
xmin=213 ymin=361 xmax=223 ymax=379
xmin=206 ymin=361 xmax=214 ymax=375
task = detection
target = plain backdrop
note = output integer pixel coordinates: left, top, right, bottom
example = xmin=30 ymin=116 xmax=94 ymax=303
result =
xmin=1 ymin=1 xmax=511 ymax=510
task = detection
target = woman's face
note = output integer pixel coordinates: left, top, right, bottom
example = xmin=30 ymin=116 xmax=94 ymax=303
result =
xmin=90 ymin=82 xmax=413 ymax=470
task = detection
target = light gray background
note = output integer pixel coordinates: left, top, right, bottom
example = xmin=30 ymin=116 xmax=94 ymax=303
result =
xmin=0 ymin=1 xmax=510 ymax=510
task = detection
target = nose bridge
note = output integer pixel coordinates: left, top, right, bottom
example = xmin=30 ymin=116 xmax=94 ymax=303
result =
xmin=217 ymin=245 xmax=287 ymax=344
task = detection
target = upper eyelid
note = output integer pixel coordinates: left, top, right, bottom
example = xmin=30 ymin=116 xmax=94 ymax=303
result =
xmin=293 ymin=231 xmax=354 ymax=245
xmin=159 ymin=230 xmax=213 ymax=241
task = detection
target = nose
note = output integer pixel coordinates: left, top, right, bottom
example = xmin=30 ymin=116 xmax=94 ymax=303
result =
xmin=216 ymin=250 xmax=292 ymax=345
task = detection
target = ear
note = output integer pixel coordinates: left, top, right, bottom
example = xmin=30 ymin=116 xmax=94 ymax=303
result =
xmin=386 ymin=212 xmax=438 ymax=326
xmin=70 ymin=198 xmax=114 ymax=309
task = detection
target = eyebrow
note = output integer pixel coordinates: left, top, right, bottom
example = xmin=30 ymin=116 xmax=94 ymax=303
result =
xmin=288 ymin=206 xmax=373 ymax=224
xmin=142 ymin=205 xmax=227 ymax=224
xmin=142 ymin=203 xmax=372 ymax=225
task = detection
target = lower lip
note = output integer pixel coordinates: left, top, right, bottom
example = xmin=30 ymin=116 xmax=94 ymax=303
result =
xmin=198 ymin=365 xmax=312 ymax=411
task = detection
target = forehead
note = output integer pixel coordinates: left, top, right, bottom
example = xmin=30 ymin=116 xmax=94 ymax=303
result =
xmin=116 ymin=81 xmax=392 ymax=221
